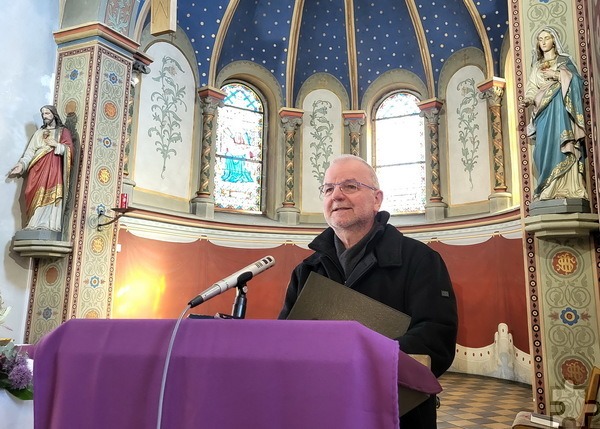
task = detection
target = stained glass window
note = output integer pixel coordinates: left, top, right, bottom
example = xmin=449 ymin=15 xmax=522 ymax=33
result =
xmin=374 ymin=92 xmax=426 ymax=214
xmin=214 ymin=83 xmax=265 ymax=212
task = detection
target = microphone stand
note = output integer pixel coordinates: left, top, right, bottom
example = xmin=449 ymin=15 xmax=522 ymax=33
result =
xmin=231 ymin=284 xmax=248 ymax=319
xmin=216 ymin=271 xmax=253 ymax=319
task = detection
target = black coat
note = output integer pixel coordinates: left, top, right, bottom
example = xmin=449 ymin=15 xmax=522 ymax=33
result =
xmin=279 ymin=212 xmax=458 ymax=427
xmin=279 ymin=212 xmax=458 ymax=377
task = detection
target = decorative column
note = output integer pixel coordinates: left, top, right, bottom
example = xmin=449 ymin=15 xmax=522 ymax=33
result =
xmin=342 ymin=110 xmax=366 ymax=156
xmin=22 ymin=22 xmax=136 ymax=343
xmin=523 ymin=214 xmax=600 ymax=420
xmin=276 ymin=108 xmax=303 ymax=225
xmin=418 ymin=99 xmax=447 ymax=222
xmin=191 ymin=86 xmax=225 ymax=219
xmin=478 ymin=77 xmax=512 ymax=212
xmin=511 ymin=1 xmax=599 ymax=419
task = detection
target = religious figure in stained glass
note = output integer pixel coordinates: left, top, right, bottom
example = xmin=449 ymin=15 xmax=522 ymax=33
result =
xmin=215 ymin=83 xmax=264 ymax=212
xmin=220 ymin=130 xmax=254 ymax=183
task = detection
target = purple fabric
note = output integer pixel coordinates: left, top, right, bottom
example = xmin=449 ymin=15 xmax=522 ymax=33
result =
xmin=397 ymin=353 xmax=442 ymax=394
xmin=34 ymin=319 xmax=416 ymax=429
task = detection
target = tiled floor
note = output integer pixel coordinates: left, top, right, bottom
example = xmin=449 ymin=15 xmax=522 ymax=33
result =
xmin=436 ymin=371 xmax=534 ymax=428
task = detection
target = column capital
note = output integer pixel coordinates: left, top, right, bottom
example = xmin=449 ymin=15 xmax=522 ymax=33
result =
xmin=477 ymin=76 xmax=506 ymax=92
xmin=417 ymin=98 xmax=444 ymax=112
xmin=478 ymin=77 xmax=506 ymax=106
xmin=279 ymin=107 xmax=304 ymax=119
xmin=342 ymin=110 xmax=366 ymax=121
xmin=198 ymin=86 xmax=226 ymax=101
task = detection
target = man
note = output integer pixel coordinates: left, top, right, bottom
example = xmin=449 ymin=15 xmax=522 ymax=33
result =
xmin=279 ymin=154 xmax=458 ymax=428
xmin=8 ymin=105 xmax=74 ymax=232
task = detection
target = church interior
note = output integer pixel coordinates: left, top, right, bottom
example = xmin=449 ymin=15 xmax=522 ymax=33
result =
xmin=2 ymin=0 xmax=600 ymax=426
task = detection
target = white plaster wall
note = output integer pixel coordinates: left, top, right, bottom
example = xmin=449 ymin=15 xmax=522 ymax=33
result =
xmin=0 ymin=2 xmax=59 ymax=341
xmin=446 ymin=65 xmax=491 ymax=205
xmin=300 ymin=89 xmax=343 ymax=214
xmin=133 ymin=42 xmax=195 ymax=200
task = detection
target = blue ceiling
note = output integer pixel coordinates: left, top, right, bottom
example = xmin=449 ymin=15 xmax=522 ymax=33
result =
xmin=176 ymin=0 xmax=509 ymax=108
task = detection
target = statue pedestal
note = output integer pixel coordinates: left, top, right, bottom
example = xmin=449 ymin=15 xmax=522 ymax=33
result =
xmin=529 ymin=198 xmax=590 ymax=216
xmin=12 ymin=237 xmax=72 ymax=259
xmin=524 ymin=212 xmax=598 ymax=238
xmin=191 ymin=195 xmax=215 ymax=219
xmin=14 ymin=229 xmax=62 ymax=241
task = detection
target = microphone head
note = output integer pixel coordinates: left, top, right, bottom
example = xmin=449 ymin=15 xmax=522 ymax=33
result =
xmin=260 ymin=255 xmax=275 ymax=266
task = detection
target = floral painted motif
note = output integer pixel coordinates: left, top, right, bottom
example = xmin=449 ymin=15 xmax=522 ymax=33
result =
xmin=105 ymin=0 xmax=134 ymax=35
xmin=559 ymin=307 xmax=579 ymax=326
xmin=148 ymin=56 xmax=188 ymax=179
xmin=308 ymin=100 xmax=334 ymax=184
xmin=456 ymin=77 xmax=481 ymax=189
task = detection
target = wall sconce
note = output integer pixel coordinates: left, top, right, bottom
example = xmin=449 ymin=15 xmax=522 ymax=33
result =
xmin=132 ymin=60 xmax=150 ymax=74
xmin=97 ymin=206 xmax=135 ymax=231
xmin=131 ymin=60 xmax=150 ymax=87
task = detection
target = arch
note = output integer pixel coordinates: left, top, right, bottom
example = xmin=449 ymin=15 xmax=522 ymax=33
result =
xmin=216 ymin=61 xmax=285 ymax=219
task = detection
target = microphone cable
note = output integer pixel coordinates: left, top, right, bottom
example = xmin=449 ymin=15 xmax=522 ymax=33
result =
xmin=156 ymin=304 xmax=191 ymax=429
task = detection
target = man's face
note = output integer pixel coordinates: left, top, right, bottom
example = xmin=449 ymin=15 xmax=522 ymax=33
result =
xmin=41 ymin=108 xmax=55 ymax=126
xmin=322 ymin=159 xmax=383 ymax=232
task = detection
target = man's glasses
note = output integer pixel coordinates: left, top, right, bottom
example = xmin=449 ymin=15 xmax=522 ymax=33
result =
xmin=318 ymin=179 xmax=378 ymax=198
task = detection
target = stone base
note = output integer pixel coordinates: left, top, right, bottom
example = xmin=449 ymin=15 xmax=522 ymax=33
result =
xmin=12 ymin=238 xmax=73 ymax=258
xmin=529 ymin=198 xmax=590 ymax=216
xmin=191 ymin=195 xmax=215 ymax=219
xmin=276 ymin=206 xmax=300 ymax=225
xmin=14 ymin=229 xmax=62 ymax=241
xmin=425 ymin=201 xmax=447 ymax=222
xmin=523 ymin=212 xmax=598 ymax=238
xmin=488 ymin=192 xmax=512 ymax=213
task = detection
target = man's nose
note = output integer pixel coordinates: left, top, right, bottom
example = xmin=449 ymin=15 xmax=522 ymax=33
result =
xmin=330 ymin=185 xmax=345 ymax=199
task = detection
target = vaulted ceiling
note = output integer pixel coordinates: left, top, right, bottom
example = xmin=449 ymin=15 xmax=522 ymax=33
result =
xmin=174 ymin=0 xmax=509 ymax=108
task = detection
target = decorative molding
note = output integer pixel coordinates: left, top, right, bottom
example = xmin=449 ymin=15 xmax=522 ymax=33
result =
xmin=54 ymin=22 xmax=139 ymax=53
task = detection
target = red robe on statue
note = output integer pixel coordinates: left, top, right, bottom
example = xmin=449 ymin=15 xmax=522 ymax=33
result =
xmin=20 ymin=127 xmax=73 ymax=231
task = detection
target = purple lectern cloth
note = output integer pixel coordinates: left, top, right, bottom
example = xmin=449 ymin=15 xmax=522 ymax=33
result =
xmin=34 ymin=319 xmax=407 ymax=429
xmin=397 ymin=353 xmax=442 ymax=394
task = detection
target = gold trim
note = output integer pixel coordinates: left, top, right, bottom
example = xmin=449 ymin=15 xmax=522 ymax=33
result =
xmin=344 ymin=0 xmax=359 ymax=109
xmin=209 ymin=0 xmax=240 ymax=87
xmin=405 ymin=0 xmax=434 ymax=96
xmin=463 ymin=0 xmax=494 ymax=79
xmin=286 ymin=0 xmax=305 ymax=106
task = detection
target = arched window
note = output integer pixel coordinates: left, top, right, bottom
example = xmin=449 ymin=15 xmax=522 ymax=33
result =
xmin=373 ymin=92 xmax=425 ymax=214
xmin=214 ymin=82 xmax=265 ymax=212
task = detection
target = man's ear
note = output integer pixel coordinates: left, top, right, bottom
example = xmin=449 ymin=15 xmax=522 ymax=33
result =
xmin=374 ymin=189 xmax=384 ymax=211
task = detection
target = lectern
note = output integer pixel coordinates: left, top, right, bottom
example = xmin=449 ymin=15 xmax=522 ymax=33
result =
xmin=33 ymin=319 xmax=440 ymax=429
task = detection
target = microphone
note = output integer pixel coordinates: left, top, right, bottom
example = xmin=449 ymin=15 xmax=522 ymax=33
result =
xmin=188 ymin=255 xmax=275 ymax=308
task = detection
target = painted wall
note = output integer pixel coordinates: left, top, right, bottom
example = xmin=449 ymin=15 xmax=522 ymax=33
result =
xmin=114 ymin=229 xmax=529 ymax=352
xmin=0 ymin=2 xmax=59 ymax=341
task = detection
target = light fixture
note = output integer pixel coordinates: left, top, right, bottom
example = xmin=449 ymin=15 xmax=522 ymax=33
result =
xmin=97 ymin=207 xmax=135 ymax=231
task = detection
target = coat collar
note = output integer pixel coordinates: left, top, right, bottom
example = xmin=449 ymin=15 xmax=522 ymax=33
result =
xmin=308 ymin=211 xmax=404 ymax=268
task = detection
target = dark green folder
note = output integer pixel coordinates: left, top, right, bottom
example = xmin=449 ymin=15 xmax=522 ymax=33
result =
xmin=287 ymin=271 xmax=411 ymax=340
xmin=287 ymin=271 xmax=433 ymax=417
